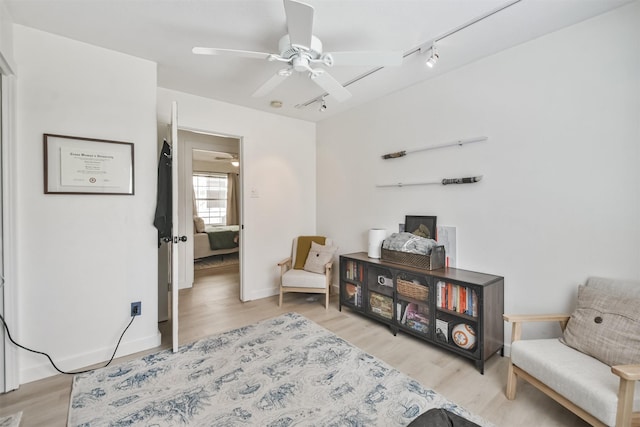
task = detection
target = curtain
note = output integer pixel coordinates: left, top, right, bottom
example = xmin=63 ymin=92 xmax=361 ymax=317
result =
xmin=192 ymin=186 xmax=197 ymax=217
xmin=226 ymin=173 xmax=239 ymax=225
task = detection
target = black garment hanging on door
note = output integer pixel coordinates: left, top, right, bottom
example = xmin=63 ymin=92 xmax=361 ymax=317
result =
xmin=153 ymin=140 xmax=172 ymax=247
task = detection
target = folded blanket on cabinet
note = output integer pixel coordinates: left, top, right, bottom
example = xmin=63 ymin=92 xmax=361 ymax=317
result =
xmin=382 ymin=232 xmax=438 ymax=255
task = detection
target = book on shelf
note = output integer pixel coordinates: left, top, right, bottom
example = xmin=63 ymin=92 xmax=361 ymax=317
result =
xmin=406 ymin=319 xmax=429 ymax=334
xmin=436 ymin=318 xmax=449 ymax=342
xmin=398 ymin=302 xmax=429 ymax=332
xmin=369 ymin=292 xmax=393 ymax=319
xmin=345 ymin=283 xmax=362 ymax=307
xmin=400 ymin=302 xmax=428 ymax=334
xmin=437 ymin=281 xmax=478 ymax=317
xmin=344 ymin=261 xmax=363 ymax=281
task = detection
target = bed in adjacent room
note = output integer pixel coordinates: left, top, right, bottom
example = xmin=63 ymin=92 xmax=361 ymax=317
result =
xmin=193 ymin=224 xmax=239 ymax=260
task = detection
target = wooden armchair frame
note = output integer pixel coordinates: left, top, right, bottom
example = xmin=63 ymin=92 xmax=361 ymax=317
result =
xmin=504 ymin=313 xmax=640 ymax=427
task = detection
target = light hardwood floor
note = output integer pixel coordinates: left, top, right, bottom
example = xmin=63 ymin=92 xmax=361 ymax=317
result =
xmin=0 ymin=264 xmax=589 ymax=427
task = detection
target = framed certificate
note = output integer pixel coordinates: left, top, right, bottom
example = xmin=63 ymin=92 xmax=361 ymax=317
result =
xmin=44 ymin=134 xmax=134 ymax=195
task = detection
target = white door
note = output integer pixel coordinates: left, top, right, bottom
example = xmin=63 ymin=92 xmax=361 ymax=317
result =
xmin=170 ymin=101 xmax=181 ymax=352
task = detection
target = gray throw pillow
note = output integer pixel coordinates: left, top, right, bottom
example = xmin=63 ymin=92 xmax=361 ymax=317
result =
xmin=560 ymin=284 xmax=640 ymax=366
xmin=303 ymin=241 xmax=337 ymax=274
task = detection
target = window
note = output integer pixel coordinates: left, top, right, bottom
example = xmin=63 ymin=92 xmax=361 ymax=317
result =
xmin=193 ymin=173 xmax=227 ymax=225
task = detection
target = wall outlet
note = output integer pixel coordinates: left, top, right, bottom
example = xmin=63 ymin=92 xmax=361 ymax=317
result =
xmin=131 ymin=301 xmax=141 ymax=317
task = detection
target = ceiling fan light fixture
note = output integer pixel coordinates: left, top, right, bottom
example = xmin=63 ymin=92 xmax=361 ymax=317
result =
xmin=426 ymin=42 xmax=439 ymax=68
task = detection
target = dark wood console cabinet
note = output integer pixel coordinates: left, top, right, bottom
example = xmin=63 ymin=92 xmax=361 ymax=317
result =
xmin=339 ymin=252 xmax=504 ymax=374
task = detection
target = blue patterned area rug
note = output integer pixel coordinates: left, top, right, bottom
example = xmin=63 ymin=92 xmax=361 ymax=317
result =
xmin=68 ymin=313 xmax=493 ymax=426
xmin=0 ymin=412 xmax=22 ymax=427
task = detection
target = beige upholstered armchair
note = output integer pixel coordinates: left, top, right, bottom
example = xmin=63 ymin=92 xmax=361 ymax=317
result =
xmin=504 ymin=277 xmax=640 ymax=427
xmin=278 ymin=236 xmax=336 ymax=310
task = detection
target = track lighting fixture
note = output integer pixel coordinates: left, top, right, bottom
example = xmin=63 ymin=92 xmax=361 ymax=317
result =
xmin=318 ymin=99 xmax=327 ymax=112
xmin=297 ymin=0 xmax=522 ymax=110
xmin=426 ymin=42 xmax=439 ymax=68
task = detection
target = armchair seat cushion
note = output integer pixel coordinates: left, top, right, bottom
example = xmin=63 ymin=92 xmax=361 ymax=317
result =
xmin=511 ymin=338 xmax=640 ymax=426
xmin=282 ymin=268 xmax=327 ymax=289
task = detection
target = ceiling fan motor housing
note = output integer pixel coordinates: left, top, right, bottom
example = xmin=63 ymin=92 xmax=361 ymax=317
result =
xmin=278 ymin=34 xmax=323 ymax=60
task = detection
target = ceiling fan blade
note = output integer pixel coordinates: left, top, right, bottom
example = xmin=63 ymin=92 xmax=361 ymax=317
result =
xmin=311 ymin=70 xmax=352 ymax=103
xmin=284 ymin=0 xmax=314 ymax=47
xmin=328 ymin=51 xmax=404 ymax=67
xmin=192 ymin=47 xmax=271 ymax=60
xmin=252 ymin=71 xmax=291 ymax=98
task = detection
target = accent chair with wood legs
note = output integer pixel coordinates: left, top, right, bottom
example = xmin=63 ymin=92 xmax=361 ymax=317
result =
xmin=278 ymin=236 xmax=336 ymax=310
xmin=504 ymin=277 xmax=640 ymax=427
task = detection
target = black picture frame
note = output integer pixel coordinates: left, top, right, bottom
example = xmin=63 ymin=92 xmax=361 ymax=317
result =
xmin=44 ymin=133 xmax=134 ymax=195
xmin=405 ymin=215 xmax=437 ymax=239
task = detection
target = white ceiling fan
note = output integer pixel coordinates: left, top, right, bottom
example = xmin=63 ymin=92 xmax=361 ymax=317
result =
xmin=192 ymin=0 xmax=403 ymax=102
xmin=213 ymin=154 xmax=238 ymax=162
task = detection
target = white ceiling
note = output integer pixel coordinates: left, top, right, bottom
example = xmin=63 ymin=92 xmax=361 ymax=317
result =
xmin=5 ymin=0 xmax=632 ymax=122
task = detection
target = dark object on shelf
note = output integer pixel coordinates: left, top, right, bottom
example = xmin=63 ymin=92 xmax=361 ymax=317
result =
xmin=405 ymin=215 xmax=437 ymax=239
xmin=381 ymin=245 xmax=445 ymax=270
xmin=408 ymin=408 xmax=482 ymax=427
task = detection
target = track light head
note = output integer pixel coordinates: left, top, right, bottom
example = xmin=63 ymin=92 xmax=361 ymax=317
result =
xmin=426 ymin=53 xmax=439 ymax=68
xmin=319 ymin=99 xmax=327 ymax=112
xmin=426 ymin=42 xmax=439 ymax=68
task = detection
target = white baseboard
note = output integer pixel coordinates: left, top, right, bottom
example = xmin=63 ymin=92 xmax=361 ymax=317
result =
xmin=243 ymin=286 xmax=278 ymax=302
xmin=503 ymin=343 xmax=512 ymax=357
xmin=20 ymin=331 xmax=161 ymax=385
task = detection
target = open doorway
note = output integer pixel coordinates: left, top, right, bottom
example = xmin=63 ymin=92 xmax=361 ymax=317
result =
xmin=157 ymin=127 xmax=242 ymax=328
xmin=178 ymin=130 xmax=241 ymax=292
xmin=192 ymin=148 xmax=240 ymax=279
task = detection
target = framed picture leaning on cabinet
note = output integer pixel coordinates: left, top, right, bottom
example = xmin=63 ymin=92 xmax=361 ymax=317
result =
xmin=405 ymin=215 xmax=437 ymax=240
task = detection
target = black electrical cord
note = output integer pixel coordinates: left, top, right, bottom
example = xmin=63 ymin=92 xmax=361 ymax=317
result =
xmin=0 ymin=312 xmax=136 ymax=375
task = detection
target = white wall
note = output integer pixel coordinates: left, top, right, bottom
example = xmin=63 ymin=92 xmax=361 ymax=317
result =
xmin=317 ymin=3 xmax=640 ymax=342
xmin=14 ymin=25 xmax=160 ymax=383
xmin=157 ymin=88 xmax=316 ymax=301
xmin=0 ymin=2 xmax=15 ymax=72
xmin=0 ymin=1 xmax=18 ymax=392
